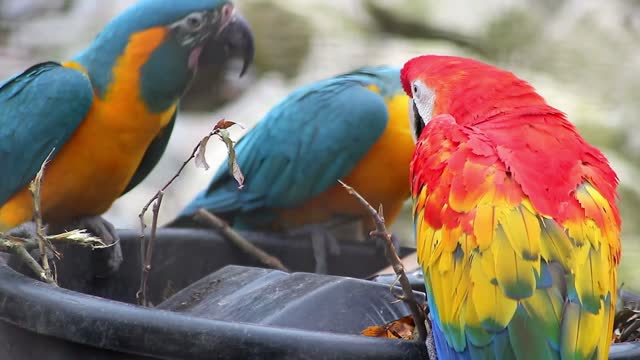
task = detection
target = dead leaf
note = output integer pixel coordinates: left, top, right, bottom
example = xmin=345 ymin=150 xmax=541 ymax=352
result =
xmin=218 ymin=129 xmax=245 ymax=188
xmin=361 ymin=315 xmax=415 ymax=340
xmin=195 ymin=135 xmax=211 ymax=170
xmin=614 ymin=307 xmax=640 ymax=342
xmin=214 ymin=118 xmax=244 ymax=131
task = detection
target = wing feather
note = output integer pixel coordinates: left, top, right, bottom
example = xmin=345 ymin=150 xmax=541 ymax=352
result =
xmin=412 ymin=113 xmax=620 ymax=359
xmin=0 ymin=62 xmax=93 ymax=206
xmin=177 ymin=71 xmax=399 ymax=223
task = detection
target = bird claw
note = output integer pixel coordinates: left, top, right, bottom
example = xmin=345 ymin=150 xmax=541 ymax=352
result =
xmin=50 ymin=215 xmax=123 ymax=278
xmin=7 ymin=221 xmax=41 ymax=240
xmin=310 ymin=229 xmax=341 ymax=274
xmin=7 ymin=221 xmax=56 ymax=261
xmin=288 ymin=223 xmax=341 ymax=274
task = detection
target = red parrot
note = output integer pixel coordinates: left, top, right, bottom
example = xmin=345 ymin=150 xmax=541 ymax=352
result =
xmin=402 ymin=55 xmax=620 ymax=359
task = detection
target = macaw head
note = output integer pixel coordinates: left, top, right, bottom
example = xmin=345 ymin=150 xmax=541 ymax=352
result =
xmin=74 ymin=0 xmax=254 ymax=112
xmin=401 ymin=55 xmax=539 ymax=142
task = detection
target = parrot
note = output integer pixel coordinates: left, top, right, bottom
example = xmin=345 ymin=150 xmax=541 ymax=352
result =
xmin=0 ymin=0 xmax=254 ymax=275
xmin=170 ymin=66 xmax=415 ymax=273
xmin=402 ymin=55 xmax=620 ymax=359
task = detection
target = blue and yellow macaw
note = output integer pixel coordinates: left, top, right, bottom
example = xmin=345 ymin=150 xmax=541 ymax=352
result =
xmin=0 ymin=0 xmax=254 ymax=274
xmin=171 ymin=66 xmax=415 ymax=272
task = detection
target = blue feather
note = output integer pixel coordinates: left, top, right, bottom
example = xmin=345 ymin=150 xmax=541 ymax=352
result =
xmin=176 ymin=66 xmax=402 ymax=227
xmin=0 ymin=63 xmax=93 ymax=207
xmin=73 ymin=0 xmax=229 ymax=104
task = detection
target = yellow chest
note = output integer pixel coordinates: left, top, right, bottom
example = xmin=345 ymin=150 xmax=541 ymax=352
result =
xmin=278 ymin=91 xmax=415 ymax=229
xmin=0 ymin=27 xmax=176 ymax=229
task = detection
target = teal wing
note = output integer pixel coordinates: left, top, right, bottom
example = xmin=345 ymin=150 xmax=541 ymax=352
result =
xmin=0 ymin=62 xmax=94 ymax=206
xmin=122 ymin=110 xmax=177 ymax=194
xmin=176 ymin=67 xmax=401 ymax=226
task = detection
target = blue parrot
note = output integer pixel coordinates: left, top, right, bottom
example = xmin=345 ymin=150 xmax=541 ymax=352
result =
xmin=171 ymin=66 xmax=415 ymax=272
xmin=0 ymin=0 xmax=254 ymax=275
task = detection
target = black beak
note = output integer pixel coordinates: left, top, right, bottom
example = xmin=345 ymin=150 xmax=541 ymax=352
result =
xmin=200 ymin=12 xmax=255 ymax=77
xmin=412 ymin=100 xmax=425 ymax=139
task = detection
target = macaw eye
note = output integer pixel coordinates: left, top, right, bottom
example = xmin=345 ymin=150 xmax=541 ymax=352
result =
xmin=185 ymin=13 xmax=205 ymax=31
xmin=412 ymin=83 xmax=419 ymax=96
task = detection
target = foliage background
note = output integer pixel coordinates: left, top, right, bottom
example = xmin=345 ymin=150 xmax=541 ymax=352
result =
xmin=1 ymin=0 xmax=639 ymax=289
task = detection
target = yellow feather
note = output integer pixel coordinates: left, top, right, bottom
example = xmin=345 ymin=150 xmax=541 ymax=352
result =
xmin=597 ymin=297 xmax=612 ymax=359
xmin=461 ymin=233 xmax=474 ymax=257
xmin=439 ymin=250 xmax=453 ymax=273
xmin=474 ymin=205 xmax=495 ymax=250
xmin=429 ymin=264 xmax=467 ymax=351
xmin=463 ymin=287 xmax=494 ymax=346
xmin=471 ymin=256 xmax=517 ymax=331
xmin=539 ymin=218 xmax=575 ymax=270
xmin=413 ymin=187 xmax=427 ymax=215
xmin=415 ymin=208 xmax=428 ymax=265
xmin=521 ymin=287 xmax=563 ymax=347
xmin=519 ymin=205 xmax=542 ymax=260
xmin=561 ymin=301 xmax=603 ymax=359
xmin=442 ymin=226 xmax=463 ymax=252
xmin=575 ymin=245 xmax=610 ymax=313
xmin=494 ymin=225 xmax=536 ymax=299
xmin=451 ymin=248 xmax=472 ymax=318
xmin=478 ymin=247 xmax=497 ymax=282
xmin=416 ymin=169 xmax=619 ymax=359
xmin=429 ymin=229 xmax=444 ymax=267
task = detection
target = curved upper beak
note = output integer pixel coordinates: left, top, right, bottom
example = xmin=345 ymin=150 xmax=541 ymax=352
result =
xmin=200 ymin=7 xmax=255 ymax=77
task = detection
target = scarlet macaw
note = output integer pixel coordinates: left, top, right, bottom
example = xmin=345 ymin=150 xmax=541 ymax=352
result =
xmin=402 ymin=55 xmax=620 ymax=359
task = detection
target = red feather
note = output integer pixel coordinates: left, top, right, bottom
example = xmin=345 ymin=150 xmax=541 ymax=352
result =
xmin=404 ymin=55 xmax=620 ymax=359
xmin=403 ymin=55 xmax=620 ymax=227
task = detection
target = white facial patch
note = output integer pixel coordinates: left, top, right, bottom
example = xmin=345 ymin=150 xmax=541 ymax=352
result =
xmin=170 ymin=11 xmax=213 ymax=47
xmin=412 ymin=80 xmax=435 ymax=123
xmin=408 ymin=80 xmax=435 ymax=142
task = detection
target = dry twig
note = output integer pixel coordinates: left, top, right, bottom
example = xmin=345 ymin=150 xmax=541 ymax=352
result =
xmin=0 ymin=229 xmax=105 ymax=286
xmin=137 ymin=119 xmax=243 ymax=306
xmin=339 ymin=180 xmax=427 ymax=342
xmin=28 ymin=151 xmax=55 ymax=283
xmin=195 ymin=209 xmax=290 ymax=272
xmin=0 ymin=152 xmax=106 ymax=285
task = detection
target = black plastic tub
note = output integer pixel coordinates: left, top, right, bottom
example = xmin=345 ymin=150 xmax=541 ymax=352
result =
xmin=0 ymin=228 xmax=637 ymax=359
xmin=0 ymin=228 xmax=427 ymax=359
xmin=20 ymin=228 xmax=415 ymax=305
xmin=371 ymin=271 xmax=640 ymax=360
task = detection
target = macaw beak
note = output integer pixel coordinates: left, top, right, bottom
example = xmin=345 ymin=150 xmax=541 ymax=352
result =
xmin=410 ymin=99 xmax=425 ymax=141
xmin=200 ymin=8 xmax=255 ymax=77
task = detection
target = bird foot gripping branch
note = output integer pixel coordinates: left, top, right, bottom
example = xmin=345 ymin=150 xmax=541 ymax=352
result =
xmin=0 ymin=160 xmax=108 ymax=285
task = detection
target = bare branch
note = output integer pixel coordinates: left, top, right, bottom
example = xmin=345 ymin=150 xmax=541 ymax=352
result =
xmin=137 ymin=118 xmax=243 ymax=306
xmin=138 ymin=192 xmax=164 ymax=307
xmin=338 ymin=180 xmax=427 ymax=342
xmin=16 ymin=245 xmax=55 ymax=285
xmin=195 ymin=209 xmax=290 ymax=272
xmin=0 ymin=227 xmax=106 ymax=286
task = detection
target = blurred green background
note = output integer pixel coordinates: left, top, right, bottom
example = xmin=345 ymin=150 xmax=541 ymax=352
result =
xmin=1 ymin=0 xmax=638 ymax=288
